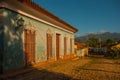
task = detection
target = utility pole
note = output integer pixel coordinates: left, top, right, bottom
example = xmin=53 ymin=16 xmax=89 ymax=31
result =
xmin=99 ymin=38 xmax=101 ymax=54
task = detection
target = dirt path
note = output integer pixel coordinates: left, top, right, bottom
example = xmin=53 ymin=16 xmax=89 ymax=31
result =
xmin=74 ymin=57 xmax=120 ymax=80
xmin=7 ymin=57 xmax=120 ymax=80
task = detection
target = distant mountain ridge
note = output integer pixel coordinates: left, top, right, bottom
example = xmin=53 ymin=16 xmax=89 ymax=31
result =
xmin=75 ymin=32 xmax=120 ymax=42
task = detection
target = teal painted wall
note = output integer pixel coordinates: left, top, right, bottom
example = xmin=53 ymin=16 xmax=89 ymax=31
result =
xmin=0 ymin=9 xmax=4 ymax=74
xmin=3 ymin=9 xmax=25 ymax=71
xmin=22 ymin=12 xmax=75 ymax=62
xmin=2 ymin=8 xmax=75 ymax=71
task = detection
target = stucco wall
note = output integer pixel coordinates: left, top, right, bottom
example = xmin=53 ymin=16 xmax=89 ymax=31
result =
xmin=2 ymin=9 xmax=75 ymax=71
xmin=23 ymin=13 xmax=74 ymax=62
xmin=0 ymin=9 xmax=4 ymax=74
xmin=3 ymin=9 xmax=25 ymax=71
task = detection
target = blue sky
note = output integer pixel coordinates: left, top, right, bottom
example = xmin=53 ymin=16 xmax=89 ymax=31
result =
xmin=32 ymin=0 xmax=120 ymax=35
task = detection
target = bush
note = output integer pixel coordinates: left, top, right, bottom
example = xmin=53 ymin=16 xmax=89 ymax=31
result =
xmin=106 ymin=48 xmax=120 ymax=59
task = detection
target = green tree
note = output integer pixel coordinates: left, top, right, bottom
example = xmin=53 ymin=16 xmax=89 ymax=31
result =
xmin=105 ymin=39 xmax=116 ymax=46
xmin=87 ymin=37 xmax=100 ymax=48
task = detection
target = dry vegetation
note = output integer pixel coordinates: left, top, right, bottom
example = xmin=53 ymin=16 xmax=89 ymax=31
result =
xmin=8 ymin=57 xmax=120 ymax=80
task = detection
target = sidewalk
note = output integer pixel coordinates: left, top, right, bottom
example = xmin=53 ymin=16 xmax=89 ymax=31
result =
xmin=0 ymin=57 xmax=76 ymax=80
xmin=0 ymin=67 xmax=33 ymax=80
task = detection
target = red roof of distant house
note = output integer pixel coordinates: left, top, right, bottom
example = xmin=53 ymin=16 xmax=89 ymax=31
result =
xmin=75 ymin=42 xmax=88 ymax=49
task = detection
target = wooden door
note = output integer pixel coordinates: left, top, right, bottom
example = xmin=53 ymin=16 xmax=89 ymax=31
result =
xmin=56 ymin=34 xmax=60 ymax=60
xmin=24 ymin=30 xmax=35 ymax=66
xmin=70 ymin=38 xmax=72 ymax=54
xmin=47 ymin=34 xmax=52 ymax=60
xmin=64 ymin=37 xmax=67 ymax=55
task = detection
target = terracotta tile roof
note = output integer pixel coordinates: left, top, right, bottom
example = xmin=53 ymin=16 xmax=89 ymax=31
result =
xmin=18 ymin=0 xmax=78 ymax=32
xmin=75 ymin=42 xmax=88 ymax=49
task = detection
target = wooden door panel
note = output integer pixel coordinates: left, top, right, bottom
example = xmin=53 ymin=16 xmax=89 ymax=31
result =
xmin=64 ymin=37 xmax=67 ymax=55
xmin=47 ymin=34 xmax=49 ymax=60
xmin=56 ymin=34 xmax=60 ymax=60
xmin=25 ymin=30 xmax=35 ymax=65
xmin=47 ymin=34 xmax=52 ymax=60
xmin=70 ymin=38 xmax=72 ymax=54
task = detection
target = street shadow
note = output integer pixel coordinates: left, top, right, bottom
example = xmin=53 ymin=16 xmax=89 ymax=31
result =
xmin=94 ymin=61 xmax=120 ymax=65
xmin=3 ymin=67 xmax=75 ymax=80
xmin=88 ymin=55 xmax=120 ymax=65
xmin=78 ymin=68 xmax=120 ymax=74
xmin=88 ymin=54 xmax=104 ymax=58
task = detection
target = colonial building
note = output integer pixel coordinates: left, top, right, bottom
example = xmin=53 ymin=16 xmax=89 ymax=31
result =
xmin=0 ymin=0 xmax=78 ymax=74
xmin=74 ymin=42 xmax=88 ymax=57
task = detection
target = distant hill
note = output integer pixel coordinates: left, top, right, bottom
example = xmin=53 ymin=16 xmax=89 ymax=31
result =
xmin=75 ymin=32 xmax=120 ymax=42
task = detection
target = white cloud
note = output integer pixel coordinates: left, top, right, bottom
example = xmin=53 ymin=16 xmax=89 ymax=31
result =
xmin=99 ymin=30 xmax=108 ymax=34
xmin=87 ymin=32 xmax=96 ymax=35
xmin=86 ymin=30 xmax=109 ymax=35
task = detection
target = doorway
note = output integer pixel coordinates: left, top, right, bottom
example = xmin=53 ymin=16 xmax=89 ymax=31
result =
xmin=64 ymin=37 xmax=67 ymax=55
xmin=46 ymin=33 xmax=52 ymax=60
xmin=56 ymin=34 xmax=60 ymax=60
xmin=24 ymin=29 xmax=35 ymax=66
xmin=70 ymin=38 xmax=72 ymax=54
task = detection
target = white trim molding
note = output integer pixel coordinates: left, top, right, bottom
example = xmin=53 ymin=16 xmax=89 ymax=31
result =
xmin=0 ymin=2 xmax=74 ymax=34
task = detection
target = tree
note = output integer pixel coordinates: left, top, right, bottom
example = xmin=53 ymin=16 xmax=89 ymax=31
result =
xmin=87 ymin=37 xmax=100 ymax=48
xmin=105 ymin=39 xmax=116 ymax=46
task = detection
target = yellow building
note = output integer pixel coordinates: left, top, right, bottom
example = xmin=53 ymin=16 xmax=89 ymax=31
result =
xmin=74 ymin=42 xmax=88 ymax=57
xmin=111 ymin=43 xmax=120 ymax=49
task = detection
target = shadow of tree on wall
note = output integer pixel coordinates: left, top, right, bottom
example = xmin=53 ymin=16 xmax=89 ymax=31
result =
xmin=5 ymin=67 xmax=75 ymax=80
xmin=3 ymin=9 xmax=25 ymax=71
xmin=0 ymin=9 xmax=4 ymax=74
